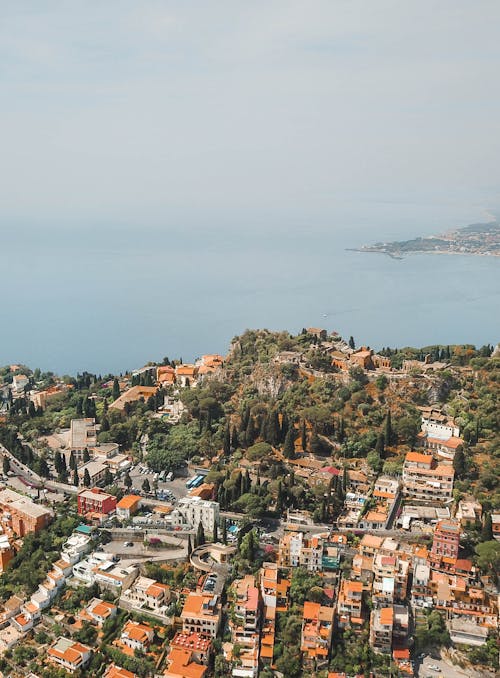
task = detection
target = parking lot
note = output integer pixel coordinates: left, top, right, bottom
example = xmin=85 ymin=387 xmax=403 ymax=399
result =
xmin=417 ymin=653 xmax=475 ymax=678
xmin=124 ymin=464 xmax=190 ymax=501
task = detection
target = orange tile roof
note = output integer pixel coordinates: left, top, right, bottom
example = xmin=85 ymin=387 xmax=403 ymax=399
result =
xmin=345 ymin=580 xmax=363 ymax=593
xmin=117 ymin=495 xmax=141 ymax=510
xmin=303 ymin=601 xmax=321 ymax=620
xmin=380 ymin=607 xmax=394 ymax=625
xmin=91 ymin=601 xmax=116 ymax=618
xmin=105 ymin=665 xmax=137 ymax=678
xmin=405 ymin=452 xmax=433 ymax=464
xmin=165 ymin=648 xmax=207 ymax=678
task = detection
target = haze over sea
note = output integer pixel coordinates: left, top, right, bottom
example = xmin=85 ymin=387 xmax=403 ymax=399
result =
xmin=2 ymin=2 xmax=500 ymax=373
xmin=2 ymin=203 xmax=499 ymax=375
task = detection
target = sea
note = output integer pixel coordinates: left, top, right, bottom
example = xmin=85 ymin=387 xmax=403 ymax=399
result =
xmin=2 ymin=204 xmax=500 ymax=375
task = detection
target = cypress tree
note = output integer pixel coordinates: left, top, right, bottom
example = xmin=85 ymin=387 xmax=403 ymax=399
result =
xmin=223 ymin=425 xmax=231 ymax=457
xmin=266 ymin=410 xmax=280 ymax=446
xmin=231 ymin=426 xmax=239 ymax=451
xmin=83 ymin=468 xmax=91 ymax=487
xmin=301 ymin=420 xmax=307 ymax=452
xmin=243 ymin=470 xmax=251 ymax=494
xmin=54 ymin=451 xmax=63 ymax=475
xmin=240 ymin=406 xmax=250 ymax=433
xmin=235 ymin=472 xmax=243 ymax=499
xmin=73 ymin=469 xmax=79 ymax=486
xmin=83 ymin=448 xmax=90 ymax=464
xmin=349 ymin=336 xmax=355 ymax=350
xmin=481 ymin=513 xmax=493 ymax=542
xmin=453 ymin=447 xmax=466 ymax=478
xmin=283 ymin=427 xmax=295 ymax=459
xmin=39 ymin=458 xmax=49 ymax=478
xmin=213 ymin=522 xmax=218 ymax=543
xmin=376 ymin=433 xmax=385 ymax=459
xmin=196 ymin=521 xmax=205 ymax=547
xmin=222 ymin=519 xmax=227 ymax=545
xmin=69 ymin=451 xmax=77 ymax=471
xmin=245 ymin=417 xmax=256 ymax=446
xmin=384 ymin=411 xmax=393 ymax=447
xmin=187 ymin=534 xmax=193 ymax=557
xmin=112 ymin=378 xmax=120 ymax=401
xmin=342 ymin=466 xmax=348 ymax=493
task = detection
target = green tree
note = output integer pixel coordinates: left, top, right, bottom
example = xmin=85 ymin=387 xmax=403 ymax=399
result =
xmin=384 ymin=410 xmax=393 ymax=446
xmin=83 ymin=448 xmax=90 ymax=463
xmin=83 ymin=468 xmax=91 ymax=487
xmin=481 ymin=513 xmax=493 ymax=542
xmin=196 ymin=521 xmax=205 ymax=547
xmin=475 ymin=541 xmax=500 ymax=575
xmin=69 ymin=451 xmax=77 ymax=471
xmin=73 ymin=469 xmax=79 ymax=486
xmin=453 ymin=447 xmax=466 ymax=478
xmin=2 ymin=457 xmax=10 ymax=475
xmin=283 ymin=427 xmax=295 ymax=459
xmin=124 ymin=472 xmax=132 ymax=490
xmin=142 ymin=478 xmax=151 ymax=494
xmin=239 ymin=529 xmax=257 ymax=563
xmin=112 ymin=377 xmax=120 ymax=401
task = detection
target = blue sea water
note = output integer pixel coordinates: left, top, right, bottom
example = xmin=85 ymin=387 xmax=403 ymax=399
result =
xmin=2 ymin=207 xmax=499 ymax=375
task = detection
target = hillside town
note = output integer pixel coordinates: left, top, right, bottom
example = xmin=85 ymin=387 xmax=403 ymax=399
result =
xmin=0 ymin=329 xmax=498 ymax=678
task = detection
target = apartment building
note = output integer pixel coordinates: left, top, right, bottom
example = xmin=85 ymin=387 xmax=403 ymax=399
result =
xmin=259 ymin=562 xmax=290 ymax=610
xmin=337 ymin=579 xmax=363 ymax=629
xmin=411 ymin=563 xmax=432 ymax=609
xmin=181 ymin=593 xmax=222 ymax=638
xmin=120 ymin=576 xmax=171 ymax=612
xmin=301 ymin=601 xmax=334 ymax=667
xmin=0 ymin=488 xmax=52 ymax=536
xmin=370 ymin=607 xmax=393 ymax=654
xmin=173 ymin=497 xmax=219 ymax=533
xmin=431 ymin=520 xmax=461 ymax=562
xmin=77 ymin=460 xmax=108 ymax=488
xmin=47 ymin=637 xmax=92 ymax=673
xmin=278 ymin=532 xmax=323 ymax=572
xmin=372 ymin=554 xmax=409 ymax=605
xmin=402 ymin=452 xmax=454 ymax=502
xmin=69 ymin=418 xmax=98 ymax=459
xmin=229 ymin=575 xmax=261 ymax=677
xmin=77 ymin=488 xmax=117 ymax=517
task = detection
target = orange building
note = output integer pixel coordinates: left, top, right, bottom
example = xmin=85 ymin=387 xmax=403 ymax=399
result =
xmin=0 ymin=488 xmax=52 ymax=536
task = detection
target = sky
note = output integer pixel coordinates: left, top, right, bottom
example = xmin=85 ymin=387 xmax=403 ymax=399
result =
xmin=1 ymin=0 xmax=500 ymax=231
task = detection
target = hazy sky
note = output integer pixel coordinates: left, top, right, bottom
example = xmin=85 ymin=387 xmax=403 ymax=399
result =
xmin=1 ymin=1 xmax=500 ymax=229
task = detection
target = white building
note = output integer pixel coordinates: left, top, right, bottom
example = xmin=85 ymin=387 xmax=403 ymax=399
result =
xmin=174 ymin=497 xmax=219 ymax=533
xmin=420 ymin=408 xmax=460 ymax=440
xmin=61 ymin=532 xmax=93 ymax=565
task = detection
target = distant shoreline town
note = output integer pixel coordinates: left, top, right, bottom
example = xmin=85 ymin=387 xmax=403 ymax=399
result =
xmin=349 ymin=220 xmax=500 ymax=259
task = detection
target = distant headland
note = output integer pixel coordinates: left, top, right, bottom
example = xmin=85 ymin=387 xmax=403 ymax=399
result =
xmin=348 ymin=220 xmax=500 ymax=259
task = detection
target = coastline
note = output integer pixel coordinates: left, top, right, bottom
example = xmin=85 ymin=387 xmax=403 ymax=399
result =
xmin=347 ymin=247 xmax=500 ymax=260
